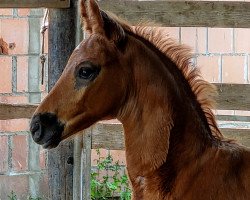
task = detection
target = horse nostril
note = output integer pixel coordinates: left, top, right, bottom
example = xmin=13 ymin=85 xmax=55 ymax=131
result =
xmin=30 ymin=122 xmax=39 ymax=133
xmin=32 ymin=129 xmax=43 ymax=143
xmin=30 ymin=116 xmax=44 ymax=143
xmin=30 ymin=113 xmax=64 ymax=148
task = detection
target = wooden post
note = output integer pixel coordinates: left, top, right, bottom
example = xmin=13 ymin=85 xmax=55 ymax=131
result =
xmin=47 ymin=0 xmax=78 ymax=199
xmin=81 ymin=128 xmax=92 ymax=200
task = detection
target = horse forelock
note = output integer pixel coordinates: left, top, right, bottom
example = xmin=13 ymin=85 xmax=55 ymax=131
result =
xmin=104 ymin=13 xmax=222 ymax=139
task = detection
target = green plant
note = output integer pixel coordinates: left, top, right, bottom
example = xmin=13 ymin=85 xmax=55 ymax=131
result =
xmin=8 ymin=191 xmax=17 ymax=200
xmin=7 ymin=191 xmax=42 ymax=200
xmin=91 ymin=149 xmax=131 ymax=200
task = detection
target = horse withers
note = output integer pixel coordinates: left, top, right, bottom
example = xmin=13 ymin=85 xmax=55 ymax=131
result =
xmin=30 ymin=0 xmax=250 ymax=199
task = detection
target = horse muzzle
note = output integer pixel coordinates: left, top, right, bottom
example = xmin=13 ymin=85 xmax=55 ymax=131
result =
xmin=30 ymin=113 xmax=65 ymax=149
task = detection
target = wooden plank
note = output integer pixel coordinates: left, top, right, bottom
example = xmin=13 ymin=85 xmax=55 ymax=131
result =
xmin=222 ymin=128 xmax=250 ymax=147
xmin=0 ymin=84 xmax=250 ymax=120
xmin=0 ymin=103 xmax=37 ymax=120
xmin=47 ymin=1 xmax=77 ymax=199
xmin=215 ymin=84 xmax=250 ymax=111
xmin=99 ymin=0 xmax=250 ymax=28
xmin=0 ymin=0 xmax=70 ymax=8
xmin=81 ymin=128 xmax=92 ymax=200
xmin=92 ymin=122 xmax=125 ymax=150
xmin=73 ymin=134 xmax=83 ymax=200
xmin=91 ymin=123 xmax=250 ymax=149
xmin=216 ymin=115 xmax=250 ymax=122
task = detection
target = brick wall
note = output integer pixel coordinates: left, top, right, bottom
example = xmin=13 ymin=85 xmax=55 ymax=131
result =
xmin=0 ymin=8 xmax=48 ymax=199
xmin=164 ymin=27 xmax=250 ymax=84
xmin=1 ymin=7 xmax=250 ymax=200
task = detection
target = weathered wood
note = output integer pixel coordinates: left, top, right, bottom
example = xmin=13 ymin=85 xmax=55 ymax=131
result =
xmin=216 ymin=115 xmax=250 ymax=122
xmin=73 ymin=134 xmax=83 ymax=200
xmin=91 ymin=123 xmax=250 ymax=149
xmin=73 ymin=2 xmax=84 ymax=199
xmin=99 ymin=1 xmax=250 ymax=28
xmin=215 ymin=84 xmax=250 ymax=111
xmin=47 ymin=1 xmax=78 ymax=199
xmin=0 ymin=103 xmax=37 ymax=120
xmin=0 ymin=0 xmax=70 ymax=8
xmin=92 ymin=122 xmax=125 ymax=150
xmin=81 ymin=129 xmax=92 ymax=200
xmin=2 ymin=84 xmax=250 ymax=120
xmin=222 ymin=128 xmax=250 ymax=147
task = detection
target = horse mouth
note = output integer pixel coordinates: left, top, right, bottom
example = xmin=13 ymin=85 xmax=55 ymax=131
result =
xmin=42 ymin=136 xmax=61 ymax=149
xmin=30 ymin=113 xmax=65 ymax=149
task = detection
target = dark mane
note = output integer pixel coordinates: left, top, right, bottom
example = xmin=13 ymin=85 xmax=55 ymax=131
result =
xmin=107 ymin=13 xmax=222 ymax=139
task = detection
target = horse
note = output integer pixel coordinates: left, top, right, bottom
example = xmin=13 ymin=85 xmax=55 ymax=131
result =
xmin=30 ymin=0 xmax=250 ymax=199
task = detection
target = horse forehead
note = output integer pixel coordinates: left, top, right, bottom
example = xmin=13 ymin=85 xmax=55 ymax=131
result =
xmin=79 ymin=35 xmax=109 ymax=51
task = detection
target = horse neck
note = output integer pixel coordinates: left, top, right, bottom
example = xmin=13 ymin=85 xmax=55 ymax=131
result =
xmin=117 ymin=35 xmax=217 ymax=179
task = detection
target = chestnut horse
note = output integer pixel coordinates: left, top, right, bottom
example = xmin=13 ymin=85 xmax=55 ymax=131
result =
xmin=30 ymin=0 xmax=250 ymax=199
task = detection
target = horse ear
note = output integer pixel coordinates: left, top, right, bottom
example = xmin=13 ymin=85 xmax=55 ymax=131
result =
xmin=100 ymin=11 xmax=126 ymax=46
xmin=80 ymin=0 xmax=105 ymax=35
xmin=80 ymin=0 xmax=126 ymax=45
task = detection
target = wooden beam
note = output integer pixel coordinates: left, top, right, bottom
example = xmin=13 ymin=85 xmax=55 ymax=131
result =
xmin=215 ymin=84 xmax=250 ymax=111
xmin=47 ymin=0 xmax=78 ymax=199
xmin=91 ymin=122 xmax=250 ymax=149
xmin=0 ymin=0 xmax=70 ymax=8
xmin=221 ymin=128 xmax=250 ymax=147
xmin=0 ymin=103 xmax=37 ymax=120
xmin=99 ymin=0 xmax=250 ymax=28
xmin=92 ymin=122 xmax=125 ymax=150
xmin=0 ymin=84 xmax=250 ymax=120
xmin=216 ymin=115 xmax=250 ymax=122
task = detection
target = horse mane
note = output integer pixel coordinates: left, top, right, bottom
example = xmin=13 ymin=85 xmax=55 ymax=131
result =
xmin=105 ymin=13 xmax=222 ymax=139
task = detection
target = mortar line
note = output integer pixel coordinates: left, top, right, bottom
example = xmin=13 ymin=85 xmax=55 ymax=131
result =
xmin=12 ymin=56 xmax=17 ymax=93
xmin=7 ymin=135 xmax=13 ymax=172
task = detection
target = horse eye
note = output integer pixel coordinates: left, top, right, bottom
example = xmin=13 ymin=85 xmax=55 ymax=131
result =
xmin=78 ymin=67 xmax=96 ymax=80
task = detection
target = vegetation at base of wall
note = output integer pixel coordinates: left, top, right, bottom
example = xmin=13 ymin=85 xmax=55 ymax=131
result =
xmin=91 ymin=149 xmax=131 ymax=200
xmin=8 ymin=191 xmax=42 ymax=200
xmin=7 ymin=149 xmax=131 ymax=200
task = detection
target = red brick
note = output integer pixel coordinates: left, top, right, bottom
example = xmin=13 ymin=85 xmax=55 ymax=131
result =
xmin=91 ymin=149 xmax=126 ymax=166
xmin=216 ymin=110 xmax=234 ymax=115
xmin=91 ymin=149 xmax=108 ymax=166
xmin=0 ymin=175 xmax=29 ymax=199
xmin=235 ymin=28 xmax=250 ymax=53
xmin=222 ymin=56 xmax=245 ymax=83
xmin=0 ymin=19 xmax=29 ymax=54
xmin=249 ymin=56 xmax=250 ymax=83
xmin=18 ymin=9 xmax=30 ymax=17
xmin=235 ymin=110 xmax=250 ymax=116
xmin=109 ymin=150 xmax=126 ymax=165
xmin=0 ymin=95 xmax=28 ymax=104
xmin=196 ymin=27 xmax=207 ymax=54
xmin=17 ymin=56 xmax=28 ymax=92
xmin=0 ymin=136 xmax=8 ymax=172
xmin=0 ymin=56 xmax=12 ymax=93
xmin=0 ymin=119 xmax=29 ymax=132
xmin=0 ymin=9 xmax=12 ymax=16
xmin=38 ymin=174 xmax=49 ymax=198
xmin=40 ymin=149 xmax=47 ymax=169
xmin=208 ymin=28 xmax=232 ymax=53
xmin=12 ymin=135 xmax=28 ymax=171
xmin=196 ymin=55 xmax=220 ymax=83
xmin=181 ymin=27 xmax=207 ymax=54
xmin=162 ymin=27 xmax=180 ymax=41
xmin=181 ymin=27 xmax=196 ymax=53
